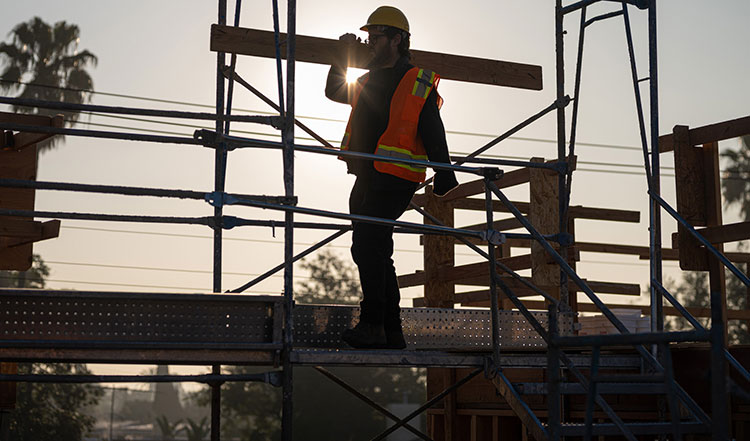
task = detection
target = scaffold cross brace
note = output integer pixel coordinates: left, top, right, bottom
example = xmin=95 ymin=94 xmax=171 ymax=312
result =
xmin=482 ymin=229 xmax=505 ymax=246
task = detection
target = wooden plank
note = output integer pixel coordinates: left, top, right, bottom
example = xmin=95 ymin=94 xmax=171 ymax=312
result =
xmin=0 ymin=111 xmax=56 ymax=126
xmin=411 ymin=278 xmax=641 ymax=306
xmin=210 ymin=25 xmax=543 ymax=90
xmin=463 ymin=278 xmax=641 ymax=296
xmin=659 ymin=115 xmax=750 ymax=153
xmin=411 ymin=168 xmax=531 ymax=208
xmin=450 ymin=199 xmax=640 ymax=223
xmin=6 ymin=220 xmax=61 ymax=247
xmin=11 ymin=114 xmax=63 ymax=150
xmin=423 ymin=186 xmax=455 ymax=308
xmin=461 ymin=217 xmax=525 ymax=233
xmin=672 ymin=221 xmax=750 ymax=247
xmin=529 ymin=157 xmax=559 ymax=288
xmin=491 ymin=300 xmax=750 ymax=320
xmin=403 ymin=250 xmax=578 ymax=287
xmin=0 ymin=218 xmax=42 ymax=238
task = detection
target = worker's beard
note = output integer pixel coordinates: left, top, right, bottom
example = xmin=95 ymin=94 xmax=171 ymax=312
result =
xmin=368 ymin=44 xmax=397 ymax=69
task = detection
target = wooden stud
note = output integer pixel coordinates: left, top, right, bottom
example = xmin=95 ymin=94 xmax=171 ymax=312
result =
xmin=529 ymin=157 xmax=559 ymax=291
xmin=423 ymin=185 xmax=455 ymax=308
xmin=672 ymin=125 xmax=710 ymax=271
xmin=210 ymin=25 xmax=543 ymax=90
xmin=0 ymin=362 xmax=17 ymax=410
xmin=0 ymin=144 xmax=37 ymax=271
xmin=704 ymin=141 xmax=729 ymax=348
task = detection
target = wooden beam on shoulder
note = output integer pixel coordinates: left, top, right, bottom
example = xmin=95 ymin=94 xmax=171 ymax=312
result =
xmin=210 ymin=25 xmax=543 ymax=90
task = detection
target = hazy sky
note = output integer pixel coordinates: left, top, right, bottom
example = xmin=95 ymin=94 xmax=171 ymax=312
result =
xmin=2 ymin=1 xmax=749 ymax=309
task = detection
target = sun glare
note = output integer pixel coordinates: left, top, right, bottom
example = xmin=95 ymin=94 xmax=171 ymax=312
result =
xmin=346 ymin=67 xmax=367 ymax=84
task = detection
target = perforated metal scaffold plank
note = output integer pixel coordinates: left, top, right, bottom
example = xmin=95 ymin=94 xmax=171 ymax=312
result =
xmin=0 ymin=289 xmax=283 ymax=364
xmin=0 ymin=291 xmax=629 ymax=368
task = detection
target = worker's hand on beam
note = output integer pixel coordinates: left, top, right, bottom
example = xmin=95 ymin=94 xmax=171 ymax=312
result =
xmin=334 ymin=33 xmax=361 ymax=67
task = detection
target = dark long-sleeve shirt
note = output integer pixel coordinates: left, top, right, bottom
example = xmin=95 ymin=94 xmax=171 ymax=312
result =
xmin=325 ymin=56 xmax=452 ymax=178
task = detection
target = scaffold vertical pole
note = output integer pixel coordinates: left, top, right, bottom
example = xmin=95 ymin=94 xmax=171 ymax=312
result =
xmin=648 ymin=0 xmax=664 ymax=340
xmin=485 ymin=177 xmax=501 ymax=366
xmin=281 ymin=1 xmax=297 ymax=440
xmin=211 ymin=2 xmax=227 ymax=440
xmin=548 ymin=303 xmax=561 ymax=441
xmin=556 ymin=0 xmax=570 ymax=311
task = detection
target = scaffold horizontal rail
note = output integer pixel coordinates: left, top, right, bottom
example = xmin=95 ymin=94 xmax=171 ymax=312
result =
xmin=0 ymin=95 xmax=281 ymax=126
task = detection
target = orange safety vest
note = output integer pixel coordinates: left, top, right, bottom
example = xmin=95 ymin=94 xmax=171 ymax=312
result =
xmin=340 ymin=67 xmax=441 ymax=183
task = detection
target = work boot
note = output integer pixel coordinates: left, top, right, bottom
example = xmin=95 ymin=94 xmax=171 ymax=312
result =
xmin=385 ymin=328 xmax=407 ymax=349
xmin=342 ymin=321 xmax=387 ymax=349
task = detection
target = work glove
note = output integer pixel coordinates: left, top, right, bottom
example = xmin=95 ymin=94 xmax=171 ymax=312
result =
xmin=433 ymin=170 xmax=459 ymax=197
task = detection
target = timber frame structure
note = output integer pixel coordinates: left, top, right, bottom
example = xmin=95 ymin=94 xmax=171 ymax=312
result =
xmin=1 ymin=1 xmax=750 ymax=440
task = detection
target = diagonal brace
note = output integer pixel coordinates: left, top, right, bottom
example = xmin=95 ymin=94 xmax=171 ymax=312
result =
xmin=314 ymin=367 xmax=431 ymax=441
xmin=371 ymin=367 xmax=483 ymax=441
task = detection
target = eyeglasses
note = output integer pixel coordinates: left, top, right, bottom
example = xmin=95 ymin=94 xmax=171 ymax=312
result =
xmin=365 ymin=33 xmax=388 ymax=46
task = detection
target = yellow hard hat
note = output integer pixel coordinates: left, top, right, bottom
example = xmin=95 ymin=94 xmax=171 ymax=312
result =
xmin=361 ymin=6 xmax=409 ymax=34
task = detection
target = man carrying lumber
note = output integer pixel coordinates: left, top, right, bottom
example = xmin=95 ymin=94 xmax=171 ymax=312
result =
xmin=325 ymin=6 xmax=458 ymax=349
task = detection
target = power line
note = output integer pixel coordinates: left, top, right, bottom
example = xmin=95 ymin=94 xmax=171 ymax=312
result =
xmin=2 ymin=78 xmax=659 ymax=152
xmin=7 ymin=79 xmax=748 ymax=177
xmin=43 ymin=259 xmax=361 ymax=283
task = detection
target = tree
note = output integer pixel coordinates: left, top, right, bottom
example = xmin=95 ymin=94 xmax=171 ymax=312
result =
xmin=182 ymin=417 xmax=210 ymax=441
xmin=0 ymin=16 xmax=97 ymax=151
xmin=0 ymin=254 xmax=49 ymax=288
xmin=296 ymin=250 xmax=361 ymax=305
xmin=155 ymin=415 xmax=182 ymax=441
xmin=721 ymin=135 xmax=750 ymax=220
xmin=0 ymin=256 xmax=103 ymax=440
xmin=9 ymin=363 xmax=103 ymax=441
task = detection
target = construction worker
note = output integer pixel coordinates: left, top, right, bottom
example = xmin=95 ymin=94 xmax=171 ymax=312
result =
xmin=326 ymin=6 xmax=458 ymax=349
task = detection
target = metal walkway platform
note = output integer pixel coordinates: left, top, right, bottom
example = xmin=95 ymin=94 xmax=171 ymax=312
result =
xmin=0 ymin=290 xmax=639 ymax=369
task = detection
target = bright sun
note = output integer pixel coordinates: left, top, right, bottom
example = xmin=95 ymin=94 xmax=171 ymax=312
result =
xmin=346 ymin=68 xmax=367 ymax=84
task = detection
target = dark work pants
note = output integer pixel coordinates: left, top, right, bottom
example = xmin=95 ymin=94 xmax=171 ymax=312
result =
xmin=349 ymin=171 xmax=418 ymax=330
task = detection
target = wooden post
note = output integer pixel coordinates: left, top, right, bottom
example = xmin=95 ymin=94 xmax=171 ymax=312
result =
xmin=529 ymin=157 xmax=560 ymax=300
xmin=704 ymin=140 xmax=732 ymax=437
xmin=423 ymin=185 xmax=457 ymax=440
xmin=703 ymin=141 xmax=728 ymax=346
xmin=423 ymin=185 xmax=455 ymax=308
xmin=0 ymin=145 xmax=37 ymax=271
xmin=672 ymin=125 xmax=710 ymax=271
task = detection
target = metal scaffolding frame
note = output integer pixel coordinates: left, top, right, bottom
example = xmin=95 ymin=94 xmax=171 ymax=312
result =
xmin=0 ymin=1 xmax=749 ymax=440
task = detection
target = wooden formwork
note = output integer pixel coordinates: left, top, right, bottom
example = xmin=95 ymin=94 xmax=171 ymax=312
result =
xmin=414 ymin=115 xmax=750 ymax=439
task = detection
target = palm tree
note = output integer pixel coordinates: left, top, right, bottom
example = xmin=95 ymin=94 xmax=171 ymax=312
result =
xmin=0 ymin=16 xmax=97 ymax=151
xmin=182 ymin=417 xmax=210 ymax=441
xmin=155 ymin=415 xmax=182 ymax=441
xmin=722 ymin=135 xmax=750 ymax=221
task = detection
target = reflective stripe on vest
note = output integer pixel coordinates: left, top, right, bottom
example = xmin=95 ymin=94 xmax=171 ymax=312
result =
xmin=373 ymin=67 xmax=439 ymax=182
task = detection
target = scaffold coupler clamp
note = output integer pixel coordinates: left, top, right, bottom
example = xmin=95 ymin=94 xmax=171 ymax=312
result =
xmin=555 ymin=95 xmax=572 ymax=109
xmin=483 ymin=356 xmax=501 ymax=380
xmin=194 ymin=129 xmax=218 ymax=147
xmin=554 ymin=232 xmax=574 ymax=247
xmin=480 ymin=166 xmax=503 ymax=181
xmin=482 ymin=229 xmax=505 ymax=246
